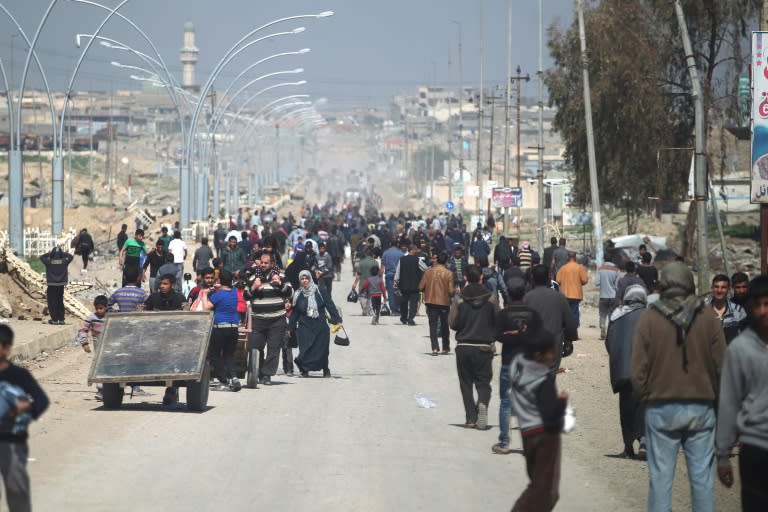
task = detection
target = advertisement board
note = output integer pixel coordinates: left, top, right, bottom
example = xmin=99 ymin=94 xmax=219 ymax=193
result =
xmin=491 ymin=187 xmax=522 ymax=208
xmin=752 ymin=32 xmax=768 ymax=203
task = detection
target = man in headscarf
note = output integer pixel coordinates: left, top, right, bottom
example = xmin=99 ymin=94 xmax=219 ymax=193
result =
xmin=605 ymin=284 xmax=647 ymax=459
xmin=630 ymin=262 xmax=726 ymax=511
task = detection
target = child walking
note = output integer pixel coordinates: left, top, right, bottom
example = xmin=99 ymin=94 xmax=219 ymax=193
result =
xmin=360 ymin=266 xmax=387 ymax=325
xmin=281 ymin=298 xmax=297 ymax=376
xmin=509 ymin=329 xmax=568 ymax=512
xmin=76 ymin=295 xmax=109 ymax=400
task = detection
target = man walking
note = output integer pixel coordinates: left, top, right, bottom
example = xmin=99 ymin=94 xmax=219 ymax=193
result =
xmin=39 ymin=246 xmax=73 ymax=325
xmin=631 ymin=262 xmax=726 ymax=512
xmin=0 ymin=325 xmax=49 ymax=512
xmin=315 ymin=242 xmax=335 ymax=293
xmin=556 ymin=251 xmax=588 ymax=328
xmin=167 ymin=230 xmax=187 ymax=290
xmin=192 ymin=237 xmax=214 ymax=275
xmin=716 ymin=275 xmax=768 ymax=510
xmin=381 ymin=240 xmax=405 ymax=315
xmin=247 ymin=253 xmax=293 ymax=386
xmin=595 ymin=259 xmax=620 ymax=339
xmin=395 ymin=243 xmax=426 ymax=326
xmin=449 ymin=265 xmax=499 ymax=430
xmin=419 ymin=250 xmax=454 ymax=355
xmin=525 ymin=265 xmax=577 ymax=371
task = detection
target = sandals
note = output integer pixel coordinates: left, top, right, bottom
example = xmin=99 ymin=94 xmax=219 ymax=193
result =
xmin=464 ymin=422 xmax=477 ymax=429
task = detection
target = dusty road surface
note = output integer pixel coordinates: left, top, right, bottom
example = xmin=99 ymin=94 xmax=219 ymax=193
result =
xmin=19 ymin=265 xmax=739 ymax=512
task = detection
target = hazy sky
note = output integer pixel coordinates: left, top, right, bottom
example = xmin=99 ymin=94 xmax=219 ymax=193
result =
xmin=0 ymin=0 xmax=575 ymax=109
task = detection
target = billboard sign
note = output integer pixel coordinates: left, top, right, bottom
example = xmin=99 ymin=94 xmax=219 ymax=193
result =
xmin=491 ymin=187 xmax=522 ymax=208
xmin=752 ymin=32 xmax=768 ymax=203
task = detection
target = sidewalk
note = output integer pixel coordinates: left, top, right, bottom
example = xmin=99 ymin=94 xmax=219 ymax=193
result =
xmin=3 ymin=319 xmax=78 ymax=361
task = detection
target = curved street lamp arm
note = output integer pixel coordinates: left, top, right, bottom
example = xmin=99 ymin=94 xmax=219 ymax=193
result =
xmin=0 ymin=58 xmax=13 ymax=142
xmin=70 ymin=1 xmax=183 ymax=124
xmin=185 ymin=27 xmax=304 ymax=167
xmin=217 ymin=49 xmax=309 ymax=115
xmin=211 ymin=69 xmax=304 ymax=135
xmin=58 ymin=0 xmax=133 ymax=153
xmin=1 ymin=1 xmax=58 ymax=149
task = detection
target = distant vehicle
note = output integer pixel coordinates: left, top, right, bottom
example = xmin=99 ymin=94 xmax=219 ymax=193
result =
xmin=344 ymin=188 xmax=361 ymax=202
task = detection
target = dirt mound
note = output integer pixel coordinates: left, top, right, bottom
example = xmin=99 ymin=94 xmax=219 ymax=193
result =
xmin=0 ymin=272 xmax=48 ymax=319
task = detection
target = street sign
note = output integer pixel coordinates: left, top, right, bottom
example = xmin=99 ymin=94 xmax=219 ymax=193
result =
xmin=445 ymin=200 xmax=455 ymax=211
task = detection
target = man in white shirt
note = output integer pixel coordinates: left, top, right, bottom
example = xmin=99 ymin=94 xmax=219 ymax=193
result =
xmin=167 ymin=230 xmax=187 ymax=292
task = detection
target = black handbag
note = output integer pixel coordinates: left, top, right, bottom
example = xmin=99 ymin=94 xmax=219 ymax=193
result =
xmin=561 ymin=340 xmax=574 ymax=358
xmin=347 ymin=289 xmax=359 ymax=303
xmin=333 ymin=325 xmax=350 ymax=346
xmin=380 ymin=302 xmax=391 ymax=316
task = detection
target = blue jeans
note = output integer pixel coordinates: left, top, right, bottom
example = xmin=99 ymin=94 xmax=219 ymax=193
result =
xmin=385 ymin=274 xmax=400 ymax=313
xmin=645 ymin=401 xmax=715 ymax=512
xmin=567 ymin=299 xmax=581 ymax=328
xmin=498 ymin=362 xmax=511 ymax=445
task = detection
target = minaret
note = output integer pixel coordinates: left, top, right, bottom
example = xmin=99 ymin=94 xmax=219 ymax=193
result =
xmin=180 ymin=22 xmax=199 ymax=92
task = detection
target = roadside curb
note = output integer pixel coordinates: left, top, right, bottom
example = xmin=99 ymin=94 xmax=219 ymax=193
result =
xmin=3 ymin=321 xmax=78 ymax=361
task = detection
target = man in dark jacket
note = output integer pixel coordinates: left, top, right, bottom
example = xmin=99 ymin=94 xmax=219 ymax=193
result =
xmin=524 ymin=264 xmax=577 ymax=371
xmin=0 ymin=325 xmax=49 ymax=512
xmin=469 ymin=232 xmax=490 ymax=263
xmin=394 ymin=243 xmax=426 ymax=326
xmin=74 ymin=228 xmax=94 ymax=272
xmin=449 ymin=265 xmax=499 ymax=430
xmin=605 ymin=284 xmax=647 ymax=459
xmin=39 ymin=246 xmax=73 ymax=324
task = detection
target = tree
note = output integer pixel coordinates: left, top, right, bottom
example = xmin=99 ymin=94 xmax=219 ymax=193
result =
xmin=545 ymin=0 xmax=759 ymax=233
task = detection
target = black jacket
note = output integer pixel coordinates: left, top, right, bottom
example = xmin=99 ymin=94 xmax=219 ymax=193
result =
xmin=39 ymin=248 xmax=73 ymax=285
xmin=450 ymin=283 xmax=498 ymax=345
xmin=496 ymin=305 xmax=541 ymax=365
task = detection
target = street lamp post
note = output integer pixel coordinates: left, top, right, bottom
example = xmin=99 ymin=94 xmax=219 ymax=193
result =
xmin=182 ymin=11 xmax=333 ymax=228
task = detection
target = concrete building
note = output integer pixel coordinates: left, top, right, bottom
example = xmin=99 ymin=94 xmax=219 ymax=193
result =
xmin=180 ymin=22 xmax=199 ymax=92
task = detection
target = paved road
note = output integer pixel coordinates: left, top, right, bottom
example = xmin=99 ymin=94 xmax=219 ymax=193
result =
xmin=26 ymin=268 xmax=626 ymax=512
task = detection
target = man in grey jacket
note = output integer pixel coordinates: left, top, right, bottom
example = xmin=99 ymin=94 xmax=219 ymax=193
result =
xmin=595 ymin=260 xmax=620 ymax=339
xmin=715 ymin=275 xmax=768 ymax=510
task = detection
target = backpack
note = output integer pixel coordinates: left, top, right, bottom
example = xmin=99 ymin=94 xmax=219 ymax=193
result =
xmin=482 ymin=267 xmax=499 ymax=295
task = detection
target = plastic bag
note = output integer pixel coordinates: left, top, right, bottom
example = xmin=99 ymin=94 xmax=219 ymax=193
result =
xmin=347 ymin=289 xmax=359 ymax=303
xmin=413 ymin=393 xmax=437 ymax=408
xmin=380 ymin=302 xmax=391 ymax=316
xmin=563 ymin=405 xmax=576 ymax=433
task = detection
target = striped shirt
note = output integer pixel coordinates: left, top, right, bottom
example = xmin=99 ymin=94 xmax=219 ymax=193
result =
xmin=247 ymin=268 xmax=292 ymax=319
xmin=76 ymin=312 xmax=106 ymax=348
xmin=109 ymin=286 xmax=147 ymax=313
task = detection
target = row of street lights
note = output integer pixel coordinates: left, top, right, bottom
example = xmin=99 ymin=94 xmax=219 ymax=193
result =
xmin=1 ymin=0 xmax=332 ymax=256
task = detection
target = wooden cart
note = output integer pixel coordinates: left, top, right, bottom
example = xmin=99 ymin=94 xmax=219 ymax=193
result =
xmin=87 ymin=311 xmax=214 ymax=411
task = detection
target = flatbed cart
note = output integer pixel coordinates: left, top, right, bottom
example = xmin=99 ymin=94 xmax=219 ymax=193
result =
xmin=87 ymin=311 xmax=214 ymax=411
xmin=232 ymin=312 xmax=260 ymax=389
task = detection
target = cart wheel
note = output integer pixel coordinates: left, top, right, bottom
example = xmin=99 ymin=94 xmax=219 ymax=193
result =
xmin=246 ymin=348 xmax=260 ymax=389
xmin=101 ymin=383 xmax=124 ymax=409
xmin=187 ymin=360 xmax=210 ymax=411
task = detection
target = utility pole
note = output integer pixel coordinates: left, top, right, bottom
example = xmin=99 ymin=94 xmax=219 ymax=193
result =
xmin=476 ymin=0 xmax=484 ymax=218
xmin=448 ymin=47 xmax=453 ymax=203
xmin=511 ymin=67 xmax=530 ymax=235
xmin=536 ymin=0 xmax=545 ymax=252
xmin=674 ymin=0 xmax=708 ymax=291
xmin=577 ymin=0 xmax=604 ymax=265
xmin=502 ymin=0 xmax=513 ymax=235
xmin=451 ymin=20 xmax=464 ymax=209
